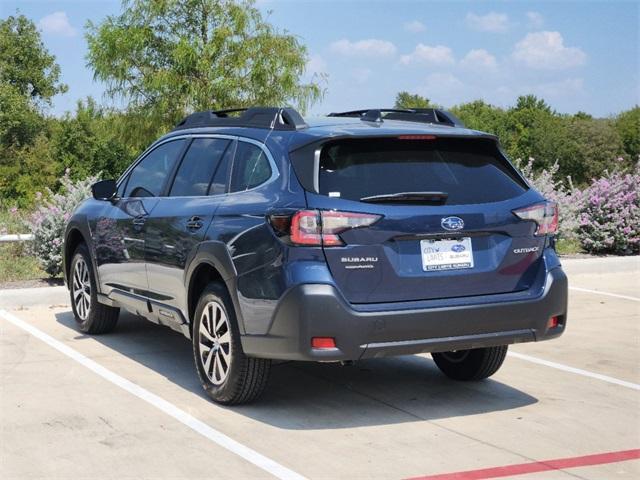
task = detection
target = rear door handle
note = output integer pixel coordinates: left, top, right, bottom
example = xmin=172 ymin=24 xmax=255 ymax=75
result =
xmin=186 ymin=216 xmax=204 ymax=231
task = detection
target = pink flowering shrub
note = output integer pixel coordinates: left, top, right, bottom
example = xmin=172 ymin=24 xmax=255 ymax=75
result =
xmin=515 ymin=158 xmax=584 ymax=240
xmin=577 ymin=162 xmax=640 ymax=255
xmin=25 ymin=171 xmax=98 ymax=276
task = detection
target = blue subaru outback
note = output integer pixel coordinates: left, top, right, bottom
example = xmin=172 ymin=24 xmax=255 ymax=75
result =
xmin=63 ymin=107 xmax=568 ymax=404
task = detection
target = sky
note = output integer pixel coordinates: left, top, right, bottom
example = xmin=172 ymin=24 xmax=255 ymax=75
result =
xmin=3 ymin=0 xmax=639 ymax=118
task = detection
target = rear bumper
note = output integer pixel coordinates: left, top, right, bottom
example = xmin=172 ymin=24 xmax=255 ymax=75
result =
xmin=240 ymin=267 xmax=568 ymax=361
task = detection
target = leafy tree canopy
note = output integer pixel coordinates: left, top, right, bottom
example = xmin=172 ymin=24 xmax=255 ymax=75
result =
xmin=86 ymin=0 xmax=324 ymax=135
xmin=394 ymin=91 xmax=432 ymax=109
xmin=614 ymin=106 xmax=640 ymax=159
xmin=0 ymin=15 xmax=67 ymax=104
xmin=0 ymin=14 xmax=66 ymax=205
xmin=513 ymin=94 xmax=553 ymax=114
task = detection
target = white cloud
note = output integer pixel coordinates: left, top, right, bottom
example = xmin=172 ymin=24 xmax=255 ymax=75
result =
xmin=404 ymin=20 xmax=426 ymax=33
xmin=425 ymin=73 xmax=464 ymax=90
xmin=460 ymin=49 xmax=497 ymax=69
xmin=513 ymin=31 xmax=587 ymax=69
xmin=533 ymin=78 xmax=585 ymax=98
xmin=417 ymin=73 xmax=465 ymax=103
xmin=400 ymin=44 xmax=454 ymax=66
xmin=466 ymin=12 xmax=510 ymax=33
xmin=329 ymin=39 xmax=397 ymax=57
xmin=38 ymin=11 xmax=76 ymax=37
xmin=496 ymin=78 xmax=585 ymax=103
xmin=351 ymin=67 xmax=372 ymax=84
xmin=526 ymin=11 xmax=544 ymax=29
xmin=306 ymin=55 xmax=327 ymax=75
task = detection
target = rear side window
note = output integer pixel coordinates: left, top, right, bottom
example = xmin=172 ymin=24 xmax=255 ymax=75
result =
xmin=318 ymin=138 xmax=528 ymax=205
xmin=229 ymin=142 xmax=272 ymax=192
xmin=169 ymin=138 xmax=230 ymax=197
xmin=209 ymin=141 xmax=235 ymax=195
xmin=124 ymin=140 xmax=185 ymax=197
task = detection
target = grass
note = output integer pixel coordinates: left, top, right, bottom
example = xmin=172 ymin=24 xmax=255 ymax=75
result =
xmin=0 ymin=243 xmax=45 ymax=283
xmin=0 ymin=208 xmax=46 ymax=283
xmin=0 ymin=208 xmax=28 ymax=235
xmin=556 ymin=238 xmax=584 ymax=256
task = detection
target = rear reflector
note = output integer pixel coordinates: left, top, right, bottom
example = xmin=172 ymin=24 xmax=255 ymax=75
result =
xmin=548 ymin=316 xmax=559 ymax=329
xmin=513 ymin=202 xmax=559 ymax=235
xmin=311 ymin=337 xmax=336 ymax=349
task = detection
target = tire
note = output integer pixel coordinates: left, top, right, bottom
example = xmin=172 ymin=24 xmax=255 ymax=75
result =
xmin=432 ymin=345 xmax=508 ymax=381
xmin=69 ymin=243 xmax=119 ymax=334
xmin=192 ymin=282 xmax=271 ymax=405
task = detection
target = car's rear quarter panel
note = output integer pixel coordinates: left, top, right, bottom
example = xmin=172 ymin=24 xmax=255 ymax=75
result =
xmin=199 ymin=132 xmax=326 ymax=335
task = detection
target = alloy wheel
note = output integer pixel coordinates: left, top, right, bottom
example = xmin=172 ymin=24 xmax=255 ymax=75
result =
xmin=72 ymin=258 xmax=91 ymax=320
xmin=199 ymin=301 xmax=232 ymax=385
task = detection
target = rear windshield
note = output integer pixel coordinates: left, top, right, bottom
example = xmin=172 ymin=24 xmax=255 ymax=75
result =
xmin=318 ymin=138 xmax=528 ymax=205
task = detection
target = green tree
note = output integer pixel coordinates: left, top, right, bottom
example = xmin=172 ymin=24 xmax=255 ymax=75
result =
xmin=565 ymin=118 xmax=627 ymax=182
xmin=394 ymin=91 xmax=432 ymax=109
xmin=573 ymin=111 xmax=593 ymax=120
xmin=0 ymin=15 xmax=67 ymax=104
xmin=502 ymin=95 xmax=565 ymax=170
xmin=86 ymin=0 xmax=323 ymax=143
xmin=450 ymin=100 xmax=507 ymax=137
xmin=0 ymin=15 xmax=67 ymax=205
xmin=52 ymin=98 xmax=135 ymax=180
xmin=614 ymin=106 xmax=640 ymax=160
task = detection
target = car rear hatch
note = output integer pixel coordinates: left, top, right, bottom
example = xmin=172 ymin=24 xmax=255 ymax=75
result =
xmin=289 ymin=135 xmax=549 ymax=304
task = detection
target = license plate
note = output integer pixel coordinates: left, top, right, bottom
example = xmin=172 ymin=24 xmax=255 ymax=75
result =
xmin=421 ymin=237 xmax=474 ymax=271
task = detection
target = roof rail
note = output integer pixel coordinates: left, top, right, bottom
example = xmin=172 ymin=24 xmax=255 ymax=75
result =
xmin=173 ymin=107 xmax=308 ymax=131
xmin=327 ymin=108 xmax=465 ymax=128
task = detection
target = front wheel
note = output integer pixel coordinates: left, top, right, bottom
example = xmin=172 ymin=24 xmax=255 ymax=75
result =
xmin=192 ymin=283 xmax=271 ymax=405
xmin=69 ymin=244 xmax=119 ymax=334
xmin=432 ymin=345 xmax=508 ymax=381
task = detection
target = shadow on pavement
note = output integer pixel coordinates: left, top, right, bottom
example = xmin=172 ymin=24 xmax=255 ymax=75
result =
xmin=55 ymin=310 xmax=538 ymax=430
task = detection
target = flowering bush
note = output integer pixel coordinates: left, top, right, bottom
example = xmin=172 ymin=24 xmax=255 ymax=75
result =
xmin=515 ymin=158 xmax=583 ymax=240
xmin=25 ymin=171 xmax=98 ymax=276
xmin=577 ymin=163 xmax=640 ymax=255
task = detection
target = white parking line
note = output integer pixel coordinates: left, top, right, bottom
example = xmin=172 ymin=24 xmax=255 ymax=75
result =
xmin=569 ymin=286 xmax=640 ymax=303
xmin=507 ymin=351 xmax=640 ymax=391
xmin=0 ymin=309 xmax=307 ymax=480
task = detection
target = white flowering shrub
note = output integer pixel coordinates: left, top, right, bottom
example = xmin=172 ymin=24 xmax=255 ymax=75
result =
xmin=577 ymin=161 xmax=640 ymax=255
xmin=25 ymin=171 xmax=98 ymax=277
xmin=515 ymin=158 xmax=584 ymax=240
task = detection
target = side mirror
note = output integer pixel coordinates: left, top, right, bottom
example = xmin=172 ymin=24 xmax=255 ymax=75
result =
xmin=92 ymin=179 xmax=118 ymax=201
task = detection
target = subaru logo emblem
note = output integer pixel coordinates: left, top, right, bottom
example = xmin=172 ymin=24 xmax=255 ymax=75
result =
xmin=441 ymin=216 xmax=464 ymax=231
xmin=451 ymin=244 xmax=466 ymax=252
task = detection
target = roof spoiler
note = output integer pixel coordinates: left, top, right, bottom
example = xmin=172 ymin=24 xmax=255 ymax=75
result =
xmin=328 ymin=108 xmax=465 ymax=128
xmin=173 ymin=107 xmax=308 ymax=131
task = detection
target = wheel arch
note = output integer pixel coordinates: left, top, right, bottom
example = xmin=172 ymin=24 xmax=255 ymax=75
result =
xmin=185 ymin=241 xmax=244 ymax=334
xmin=64 ymin=227 xmax=88 ymax=288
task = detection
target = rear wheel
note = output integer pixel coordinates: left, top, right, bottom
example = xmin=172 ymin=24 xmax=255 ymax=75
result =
xmin=432 ymin=345 xmax=508 ymax=381
xmin=69 ymin=244 xmax=119 ymax=334
xmin=192 ymin=283 xmax=271 ymax=405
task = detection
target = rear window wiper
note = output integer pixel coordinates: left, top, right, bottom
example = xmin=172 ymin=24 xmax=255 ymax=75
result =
xmin=360 ymin=191 xmax=448 ymax=204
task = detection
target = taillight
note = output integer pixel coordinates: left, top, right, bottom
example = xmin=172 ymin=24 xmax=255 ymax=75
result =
xmin=270 ymin=210 xmax=381 ymax=246
xmin=290 ymin=210 xmax=322 ymax=245
xmin=513 ymin=202 xmax=558 ymax=235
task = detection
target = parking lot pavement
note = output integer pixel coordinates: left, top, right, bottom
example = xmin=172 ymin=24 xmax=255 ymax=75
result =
xmin=1 ymin=257 xmax=638 ymax=480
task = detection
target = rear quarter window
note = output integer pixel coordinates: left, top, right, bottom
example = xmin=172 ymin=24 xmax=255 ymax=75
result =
xmin=318 ymin=137 xmax=528 ymax=205
xmin=229 ymin=142 xmax=272 ymax=192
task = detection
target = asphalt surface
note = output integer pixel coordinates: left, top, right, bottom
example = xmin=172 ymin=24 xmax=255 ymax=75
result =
xmin=1 ymin=256 xmax=638 ymax=480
